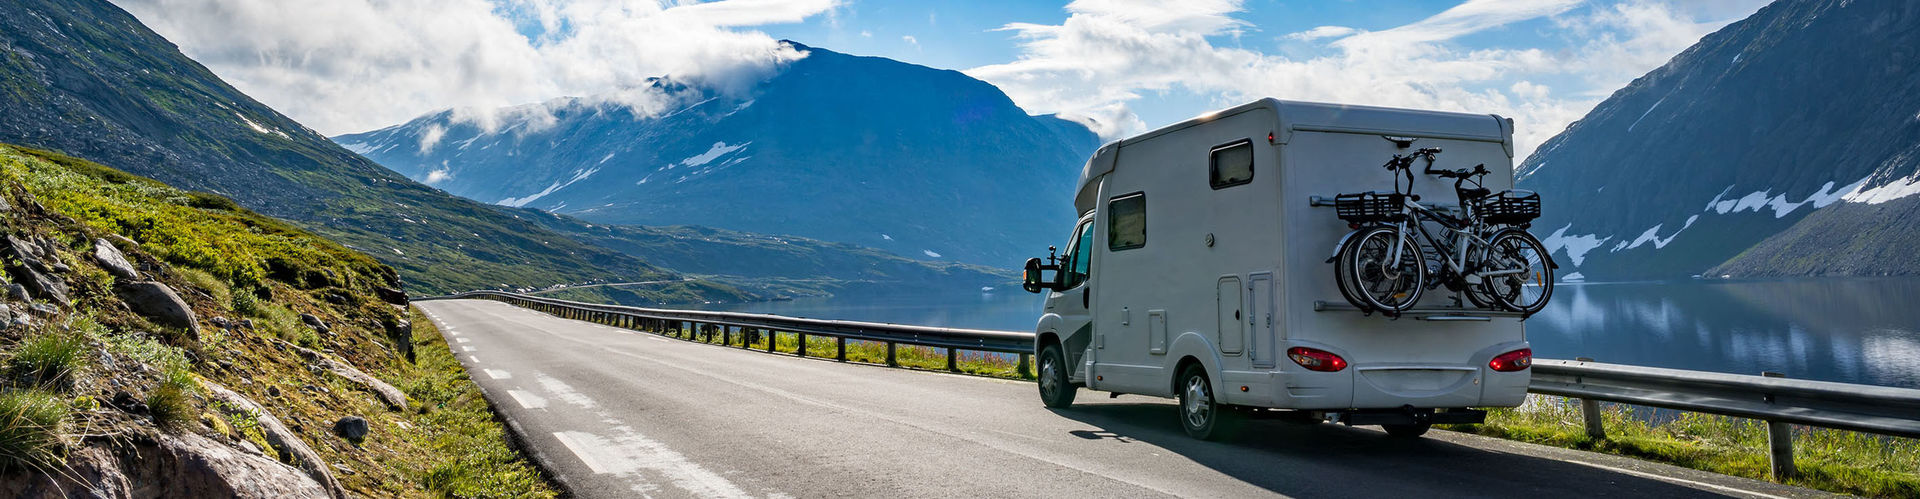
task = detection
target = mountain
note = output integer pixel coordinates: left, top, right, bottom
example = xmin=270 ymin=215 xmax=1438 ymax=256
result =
xmin=336 ymin=41 xmax=1101 ymax=268
xmin=509 ymin=208 xmax=1016 ymax=299
xmin=1517 ymin=0 xmax=1920 ymax=281
xmin=0 ymin=0 xmax=702 ymax=295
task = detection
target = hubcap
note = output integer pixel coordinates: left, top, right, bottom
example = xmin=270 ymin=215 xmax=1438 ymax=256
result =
xmin=1183 ymin=376 xmax=1212 ymax=428
xmin=1040 ymin=356 xmax=1059 ymax=395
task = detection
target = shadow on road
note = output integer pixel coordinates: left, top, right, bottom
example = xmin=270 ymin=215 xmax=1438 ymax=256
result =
xmin=1049 ymin=402 xmax=1736 ymax=498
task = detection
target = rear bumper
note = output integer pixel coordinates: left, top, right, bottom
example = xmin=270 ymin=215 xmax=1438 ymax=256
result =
xmin=1223 ymin=341 xmax=1532 ymax=410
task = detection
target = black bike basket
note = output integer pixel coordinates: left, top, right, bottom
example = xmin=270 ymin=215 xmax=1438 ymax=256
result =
xmin=1334 ymin=191 xmax=1405 ymax=224
xmin=1477 ymin=190 xmax=1541 ymax=225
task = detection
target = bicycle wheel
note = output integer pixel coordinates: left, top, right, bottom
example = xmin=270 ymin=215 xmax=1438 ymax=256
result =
xmin=1483 ymin=230 xmax=1554 ymax=315
xmin=1332 ymin=229 xmax=1372 ymax=312
xmin=1344 ymin=227 xmax=1426 ymax=314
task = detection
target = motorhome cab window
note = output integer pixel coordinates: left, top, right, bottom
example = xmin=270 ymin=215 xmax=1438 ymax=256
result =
xmin=1109 ymin=193 xmax=1146 ymax=251
xmin=1061 ymin=221 xmax=1094 ymax=289
xmin=1209 ymin=139 xmax=1254 ymax=189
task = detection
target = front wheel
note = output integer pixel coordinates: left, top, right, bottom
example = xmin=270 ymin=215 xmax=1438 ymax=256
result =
xmin=1483 ymin=231 xmax=1554 ymax=315
xmin=1038 ymin=344 xmax=1076 ymax=408
xmin=1345 ymin=227 xmax=1427 ymax=314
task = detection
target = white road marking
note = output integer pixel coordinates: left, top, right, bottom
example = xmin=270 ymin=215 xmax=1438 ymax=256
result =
xmin=456 ymin=338 xmax=471 ymax=343
xmin=550 ymin=427 xmax=750 ymax=497
xmin=643 ymin=336 xmax=670 ymax=343
xmin=462 ymin=346 xmax=477 ymax=352
xmin=1555 ymin=457 xmax=1790 ymax=499
xmin=469 ymin=356 xmax=480 ymax=363
xmin=484 ymin=369 xmax=512 ymax=379
xmin=508 ymin=390 xmax=548 ymax=409
xmin=536 ymin=373 xmax=601 ymax=409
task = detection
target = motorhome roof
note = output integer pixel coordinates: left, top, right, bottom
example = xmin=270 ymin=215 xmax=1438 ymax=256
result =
xmin=1073 ymin=98 xmax=1514 ymax=213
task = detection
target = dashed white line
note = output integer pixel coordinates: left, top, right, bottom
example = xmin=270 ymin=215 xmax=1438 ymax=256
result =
xmin=469 ymin=356 xmax=481 ymax=363
xmin=462 ymin=346 xmax=477 ymax=352
xmin=508 ymin=390 xmax=548 ymax=409
xmin=456 ymin=338 xmax=471 ymax=343
xmin=484 ymin=369 xmax=512 ymax=379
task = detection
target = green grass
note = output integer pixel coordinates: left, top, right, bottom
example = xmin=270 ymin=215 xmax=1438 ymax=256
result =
xmin=0 ymin=388 xmax=69 ymax=472
xmin=1444 ymin=395 xmax=1920 ymax=497
xmin=6 ymin=327 xmax=89 ymax=388
xmin=386 ymin=307 xmax=557 ymax=498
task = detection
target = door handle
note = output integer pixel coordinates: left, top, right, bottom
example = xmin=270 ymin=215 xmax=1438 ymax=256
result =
xmin=1081 ymin=288 xmax=1089 ymax=308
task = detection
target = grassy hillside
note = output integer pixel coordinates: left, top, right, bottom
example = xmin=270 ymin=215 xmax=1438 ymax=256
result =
xmin=0 ymin=0 xmax=695 ymax=295
xmin=0 ymin=144 xmax=553 ymax=497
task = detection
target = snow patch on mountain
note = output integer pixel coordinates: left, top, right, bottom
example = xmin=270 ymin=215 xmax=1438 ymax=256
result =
xmin=682 ymin=141 xmax=749 ymax=167
xmin=1542 ymin=224 xmax=1611 ymax=267
xmin=236 ymin=113 xmax=289 ymax=139
xmin=1705 ymin=178 xmax=1867 ymax=217
xmin=1627 ymin=96 xmax=1667 ymax=133
xmin=1842 ymin=173 xmax=1920 ymax=205
xmin=339 ymin=140 xmax=376 ymax=155
xmin=1615 ymin=215 xmax=1699 ymax=252
xmin=498 ymin=167 xmax=599 ymax=208
xmin=922 ymin=249 xmax=942 ymax=258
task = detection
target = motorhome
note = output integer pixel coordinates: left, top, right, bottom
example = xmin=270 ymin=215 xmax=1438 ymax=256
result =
xmin=1022 ymin=98 xmax=1533 ymax=440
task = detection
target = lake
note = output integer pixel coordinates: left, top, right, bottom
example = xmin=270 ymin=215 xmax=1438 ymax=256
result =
xmin=690 ymin=278 xmax=1920 ymax=390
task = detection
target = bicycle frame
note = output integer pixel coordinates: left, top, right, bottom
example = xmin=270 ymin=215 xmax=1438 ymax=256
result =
xmin=1385 ymin=199 xmax=1525 ymax=287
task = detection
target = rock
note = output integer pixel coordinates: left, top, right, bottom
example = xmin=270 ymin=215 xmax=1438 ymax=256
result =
xmin=27 ymin=303 xmax=58 ymax=317
xmin=374 ymin=286 xmax=408 ymax=306
xmin=6 ymin=263 xmax=67 ymax=305
xmin=210 ymin=316 xmax=232 ymax=329
xmin=6 ymin=283 xmax=27 ymax=302
xmin=115 ymin=281 xmax=198 ymax=336
xmin=32 ymin=237 xmax=60 ymax=263
xmin=298 ymin=313 xmax=330 ymax=334
xmin=0 ymin=305 xmax=11 ymax=328
xmin=241 ymin=318 xmax=255 ymax=329
xmin=285 ymin=343 xmax=409 ymax=411
xmin=49 ymin=262 xmax=69 ymax=273
xmin=332 ymin=416 xmax=369 ymax=441
xmin=111 ymin=391 xmax=148 ymax=415
xmin=7 ymin=234 xmax=43 ymax=260
xmin=108 ymin=234 xmax=138 ymax=248
xmin=92 ymin=238 xmax=140 ymax=280
xmin=267 ymin=386 xmax=280 ymax=398
xmin=384 ymin=318 xmax=415 ymax=363
xmin=203 ymin=381 xmax=348 ymax=499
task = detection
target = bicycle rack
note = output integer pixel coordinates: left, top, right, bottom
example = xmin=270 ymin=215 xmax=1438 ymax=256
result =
xmin=1311 ymin=300 xmax=1526 ymax=321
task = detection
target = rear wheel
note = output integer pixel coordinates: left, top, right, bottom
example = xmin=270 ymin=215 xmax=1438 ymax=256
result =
xmin=1176 ymin=364 xmax=1237 ymax=440
xmin=1038 ymin=344 xmax=1076 ymax=408
xmin=1484 ymin=231 xmax=1554 ymax=315
xmin=1383 ymin=422 xmax=1432 ymax=438
xmin=1332 ymin=229 xmax=1372 ymax=312
xmin=1345 ymin=227 xmax=1427 ymax=314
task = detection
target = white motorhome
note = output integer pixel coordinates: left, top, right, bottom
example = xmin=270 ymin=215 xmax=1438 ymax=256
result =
xmin=1023 ymin=98 xmax=1532 ymax=439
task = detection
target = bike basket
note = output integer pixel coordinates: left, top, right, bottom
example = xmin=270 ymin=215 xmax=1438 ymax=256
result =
xmin=1334 ymin=191 xmax=1405 ymax=224
xmin=1478 ymin=189 xmax=1541 ymax=225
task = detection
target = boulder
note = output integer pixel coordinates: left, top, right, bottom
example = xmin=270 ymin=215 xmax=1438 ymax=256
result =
xmin=287 ymin=342 xmax=408 ymax=411
xmin=5 ymin=283 xmax=27 ymax=302
xmin=374 ymin=286 xmax=408 ymax=306
xmin=115 ymin=282 xmax=198 ymax=336
xmin=6 ymin=262 xmax=67 ymax=305
xmin=92 ymin=238 xmax=140 ymax=280
xmin=203 ymin=381 xmax=348 ymax=499
xmin=0 ymin=433 xmax=333 ymax=498
xmin=333 ymin=416 xmax=369 ymax=441
xmin=299 ymin=313 xmax=330 ymax=334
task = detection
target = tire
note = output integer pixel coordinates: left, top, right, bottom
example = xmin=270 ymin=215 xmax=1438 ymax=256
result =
xmin=1176 ymin=364 xmax=1237 ymax=440
xmin=1383 ymin=422 xmax=1431 ymax=438
xmin=1332 ymin=229 xmax=1370 ymax=312
xmin=1484 ymin=231 xmax=1554 ymax=315
xmin=1344 ymin=227 xmax=1427 ymax=314
xmin=1037 ymin=344 xmax=1077 ymax=408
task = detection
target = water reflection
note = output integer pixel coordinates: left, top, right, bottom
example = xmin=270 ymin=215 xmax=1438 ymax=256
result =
xmin=691 ymin=279 xmax=1920 ymax=389
xmin=1529 ymin=279 xmax=1920 ymax=389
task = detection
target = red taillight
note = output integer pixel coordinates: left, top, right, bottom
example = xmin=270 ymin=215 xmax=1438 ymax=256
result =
xmin=1288 ymin=347 xmax=1348 ymax=372
xmin=1490 ymin=348 xmax=1533 ymax=372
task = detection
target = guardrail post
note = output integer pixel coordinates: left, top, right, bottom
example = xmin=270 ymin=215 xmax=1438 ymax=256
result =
xmin=1762 ymin=371 xmax=1797 ymax=481
xmin=947 ymin=348 xmax=958 ymax=372
xmin=798 ymin=333 xmax=808 ymax=357
xmin=1018 ymin=353 xmax=1030 ymax=378
xmin=836 ymin=337 xmax=846 ymax=362
xmin=1574 ymin=357 xmax=1606 ymax=440
xmin=767 ymin=331 xmax=776 ymax=353
xmin=886 ymin=342 xmax=897 ymax=367
xmin=723 ymin=326 xmax=732 ymax=346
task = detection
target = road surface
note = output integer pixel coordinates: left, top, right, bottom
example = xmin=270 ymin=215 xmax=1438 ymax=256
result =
xmin=417 ymin=299 xmax=1830 ymax=498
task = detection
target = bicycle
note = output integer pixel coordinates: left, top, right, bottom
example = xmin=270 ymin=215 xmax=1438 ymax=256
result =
xmin=1330 ymin=148 xmax=1555 ymax=317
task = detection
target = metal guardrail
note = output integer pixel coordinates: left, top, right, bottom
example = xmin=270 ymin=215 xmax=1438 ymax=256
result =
xmin=425 ymin=290 xmax=1920 ymax=480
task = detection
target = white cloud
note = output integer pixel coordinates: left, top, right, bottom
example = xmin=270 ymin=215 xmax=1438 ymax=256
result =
xmin=111 ymin=0 xmax=839 ymax=135
xmin=902 ymin=35 xmax=919 ymax=48
xmin=425 ymin=168 xmax=454 ymax=184
xmin=968 ymin=0 xmax=1769 ymax=159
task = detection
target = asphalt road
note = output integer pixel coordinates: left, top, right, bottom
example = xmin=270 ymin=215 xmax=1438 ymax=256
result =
xmin=417 ymin=299 xmax=1831 ymax=499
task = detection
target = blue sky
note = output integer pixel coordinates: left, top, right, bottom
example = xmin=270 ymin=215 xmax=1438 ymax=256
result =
xmin=115 ymin=0 xmax=1771 ymax=158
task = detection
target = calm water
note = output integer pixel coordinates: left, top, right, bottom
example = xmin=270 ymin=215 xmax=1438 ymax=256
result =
xmin=690 ymin=279 xmax=1920 ymax=389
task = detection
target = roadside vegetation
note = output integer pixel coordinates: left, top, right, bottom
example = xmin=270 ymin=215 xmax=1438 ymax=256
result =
xmin=1444 ymin=395 xmax=1920 ymax=497
xmin=0 ymin=144 xmax=558 ymax=496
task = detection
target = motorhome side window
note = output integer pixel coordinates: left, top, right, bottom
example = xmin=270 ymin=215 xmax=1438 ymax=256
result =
xmin=1061 ymin=221 xmax=1094 ymax=288
xmin=1209 ymin=139 xmax=1254 ymax=189
xmin=1108 ymin=193 xmax=1146 ymax=251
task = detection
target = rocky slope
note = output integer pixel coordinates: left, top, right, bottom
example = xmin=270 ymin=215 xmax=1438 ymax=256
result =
xmin=0 ymin=145 xmax=553 ymax=498
xmin=1517 ymin=0 xmax=1920 ymax=281
xmin=338 ymin=41 xmax=1101 ymax=268
xmin=0 ymin=0 xmax=696 ymax=295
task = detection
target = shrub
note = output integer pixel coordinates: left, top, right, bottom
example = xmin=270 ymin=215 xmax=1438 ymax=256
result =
xmin=7 ymin=329 xmax=88 ymax=389
xmin=147 ymin=365 xmax=197 ymax=428
xmin=0 ymin=389 xmax=69 ymax=471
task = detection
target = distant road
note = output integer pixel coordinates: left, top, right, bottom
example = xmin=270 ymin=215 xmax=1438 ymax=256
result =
xmin=417 ymin=299 xmax=1830 ymax=499
xmin=526 ymin=277 xmax=695 ymax=295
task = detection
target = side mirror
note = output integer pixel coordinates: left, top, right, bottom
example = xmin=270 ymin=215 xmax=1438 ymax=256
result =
xmin=1022 ymin=257 xmax=1060 ymax=293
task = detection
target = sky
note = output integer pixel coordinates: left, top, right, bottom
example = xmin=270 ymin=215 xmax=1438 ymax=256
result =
xmin=112 ymin=0 xmax=1773 ymax=160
